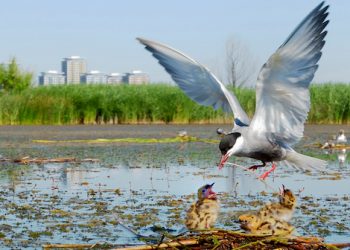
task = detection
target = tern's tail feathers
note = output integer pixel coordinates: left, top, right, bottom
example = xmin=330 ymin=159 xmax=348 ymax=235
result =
xmin=284 ymin=151 xmax=327 ymax=172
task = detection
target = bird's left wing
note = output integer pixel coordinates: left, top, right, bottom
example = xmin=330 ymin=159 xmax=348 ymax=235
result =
xmin=137 ymin=38 xmax=250 ymax=126
xmin=249 ymin=2 xmax=329 ymax=145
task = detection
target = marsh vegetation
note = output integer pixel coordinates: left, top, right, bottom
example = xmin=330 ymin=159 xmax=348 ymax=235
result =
xmin=0 ymin=83 xmax=348 ymax=125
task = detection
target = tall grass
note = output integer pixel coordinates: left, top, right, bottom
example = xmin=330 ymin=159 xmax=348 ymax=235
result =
xmin=0 ymin=83 xmax=348 ymax=125
xmin=309 ymin=83 xmax=350 ymax=124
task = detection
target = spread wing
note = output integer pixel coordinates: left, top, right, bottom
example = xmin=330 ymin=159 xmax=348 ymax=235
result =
xmin=137 ymin=37 xmax=250 ymax=126
xmin=249 ymin=2 xmax=329 ymax=145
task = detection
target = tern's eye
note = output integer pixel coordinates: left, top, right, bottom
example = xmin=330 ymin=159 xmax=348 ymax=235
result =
xmin=202 ymin=189 xmax=206 ymax=193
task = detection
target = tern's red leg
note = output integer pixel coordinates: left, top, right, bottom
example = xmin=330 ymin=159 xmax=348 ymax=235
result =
xmin=259 ymin=163 xmax=277 ymax=180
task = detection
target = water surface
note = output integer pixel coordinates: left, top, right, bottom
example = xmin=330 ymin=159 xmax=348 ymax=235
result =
xmin=0 ymin=125 xmax=349 ymax=248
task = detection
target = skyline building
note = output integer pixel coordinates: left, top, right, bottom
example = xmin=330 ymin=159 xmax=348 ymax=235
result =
xmin=61 ymin=56 xmax=87 ymax=84
xmin=38 ymin=70 xmax=65 ymax=85
xmin=123 ymin=70 xmax=150 ymax=85
xmin=81 ymin=70 xmax=108 ymax=84
xmin=37 ymin=56 xmax=149 ymax=85
xmin=107 ymin=73 xmax=123 ymax=84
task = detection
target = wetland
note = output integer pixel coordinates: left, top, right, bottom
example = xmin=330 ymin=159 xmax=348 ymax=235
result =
xmin=0 ymin=124 xmax=349 ymax=249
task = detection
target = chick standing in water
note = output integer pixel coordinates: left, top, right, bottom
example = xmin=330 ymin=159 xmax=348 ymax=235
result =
xmin=185 ymin=183 xmax=220 ymax=230
xmin=239 ymin=185 xmax=296 ymax=235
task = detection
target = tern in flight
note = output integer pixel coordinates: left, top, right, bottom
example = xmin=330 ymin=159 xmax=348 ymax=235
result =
xmin=138 ymin=2 xmax=329 ymax=179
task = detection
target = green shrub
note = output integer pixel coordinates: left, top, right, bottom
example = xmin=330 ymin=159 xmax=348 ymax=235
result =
xmin=0 ymin=58 xmax=32 ymax=92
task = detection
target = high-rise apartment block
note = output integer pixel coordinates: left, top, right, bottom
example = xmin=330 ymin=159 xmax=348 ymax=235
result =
xmin=61 ymin=56 xmax=87 ymax=84
xmin=38 ymin=70 xmax=66 ymax=85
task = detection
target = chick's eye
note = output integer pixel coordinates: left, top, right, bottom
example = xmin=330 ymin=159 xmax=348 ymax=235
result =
xmin=202 ymin=189 xmax=206 ymax=193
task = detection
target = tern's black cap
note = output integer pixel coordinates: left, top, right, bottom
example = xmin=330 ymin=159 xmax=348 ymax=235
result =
xmin=219 ymin=132 xmax=241 ymax=155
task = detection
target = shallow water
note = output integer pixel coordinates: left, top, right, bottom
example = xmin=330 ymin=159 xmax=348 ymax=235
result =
xmin=0 ymin=125 xmax=349 ymax=248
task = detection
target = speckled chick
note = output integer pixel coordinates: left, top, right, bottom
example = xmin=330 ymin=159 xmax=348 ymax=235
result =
xmin=239 ymin=214 xmax=294 ymax=235
xmin=258 ymin=185 xmax=297 ymax=222
xmin=185 ymin=183 xmax=220 ymax=230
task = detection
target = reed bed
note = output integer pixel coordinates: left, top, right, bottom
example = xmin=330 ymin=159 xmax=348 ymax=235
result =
xmin=309 ymin=83 xmax=350 ymax=124
xmin=0 ymin=83 xmax=348 ymax=125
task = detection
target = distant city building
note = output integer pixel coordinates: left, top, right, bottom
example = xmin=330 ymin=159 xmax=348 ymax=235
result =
xmin=107 ymin=73 xmax=123 ymax=84
xmin=36 ymin=57 xmax=150 ymax=86
xmin=61 ymin=56 xmax=87 ymax=84
xmin=81 ymin=70 xmax=108 ymax=84
xmin=38 ymin=70 xmax=65 ymax=86
xmin=123 ymin=70 xmax=150 ymax=84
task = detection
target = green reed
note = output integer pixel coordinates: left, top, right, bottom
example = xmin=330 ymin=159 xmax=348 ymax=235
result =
xmin=0 ymin=83 xmax=348 ymax=125
xmin=309 ymin=83 xmax=350 ymax=124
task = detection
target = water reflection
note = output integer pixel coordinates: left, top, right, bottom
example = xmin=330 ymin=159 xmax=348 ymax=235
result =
xmin=322 ymin=148 xmax=348 ymax=167
xmin=0 ymin=154 xmax=349 ymax=198
xmin=337 ymin=149 xmax=347 ymax=166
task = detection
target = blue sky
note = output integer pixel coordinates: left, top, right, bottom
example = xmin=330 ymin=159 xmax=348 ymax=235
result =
xmin=0 ymin=0 xmax=349 ymax=84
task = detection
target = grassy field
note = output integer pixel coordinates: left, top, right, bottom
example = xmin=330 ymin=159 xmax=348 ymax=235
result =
xmin=0 ymin=83 xmax=348 ymax=125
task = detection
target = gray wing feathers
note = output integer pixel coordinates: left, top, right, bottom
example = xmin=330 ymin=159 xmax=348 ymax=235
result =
xmin=250 ymin=2 xmax=329 ymax=145
xmin=137 ymin=38 xmax=250 ymax=125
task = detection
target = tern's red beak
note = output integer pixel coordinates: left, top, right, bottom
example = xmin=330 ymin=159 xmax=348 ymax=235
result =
xmin=218 ymin=153 xmax=229 ymax=170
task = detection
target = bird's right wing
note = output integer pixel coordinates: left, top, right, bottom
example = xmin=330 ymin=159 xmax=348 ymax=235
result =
xmin=249 ymin=2 xmax=329 ymax=145
xmin=137 ymin=37 xmax=250 ymax=126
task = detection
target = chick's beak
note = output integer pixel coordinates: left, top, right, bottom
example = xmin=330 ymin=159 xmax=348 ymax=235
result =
xmin=218 ymin=153 xmax=229 ymax=170
xmin=207 ymin=186 xmax=217 ymax=199
xmin=279 ymin=184 xmax=285 ymax=196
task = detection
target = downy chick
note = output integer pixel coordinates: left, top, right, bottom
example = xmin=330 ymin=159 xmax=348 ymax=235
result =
xmin=185 ymin=183 xmax=220 ymax=230
xmin=238 ymin=185 xmax=296 ymax=235
xmin=239 ymin=214 xmax=294 ymax=235
xmin=258 ymin=185 xmax=296 ymax=222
